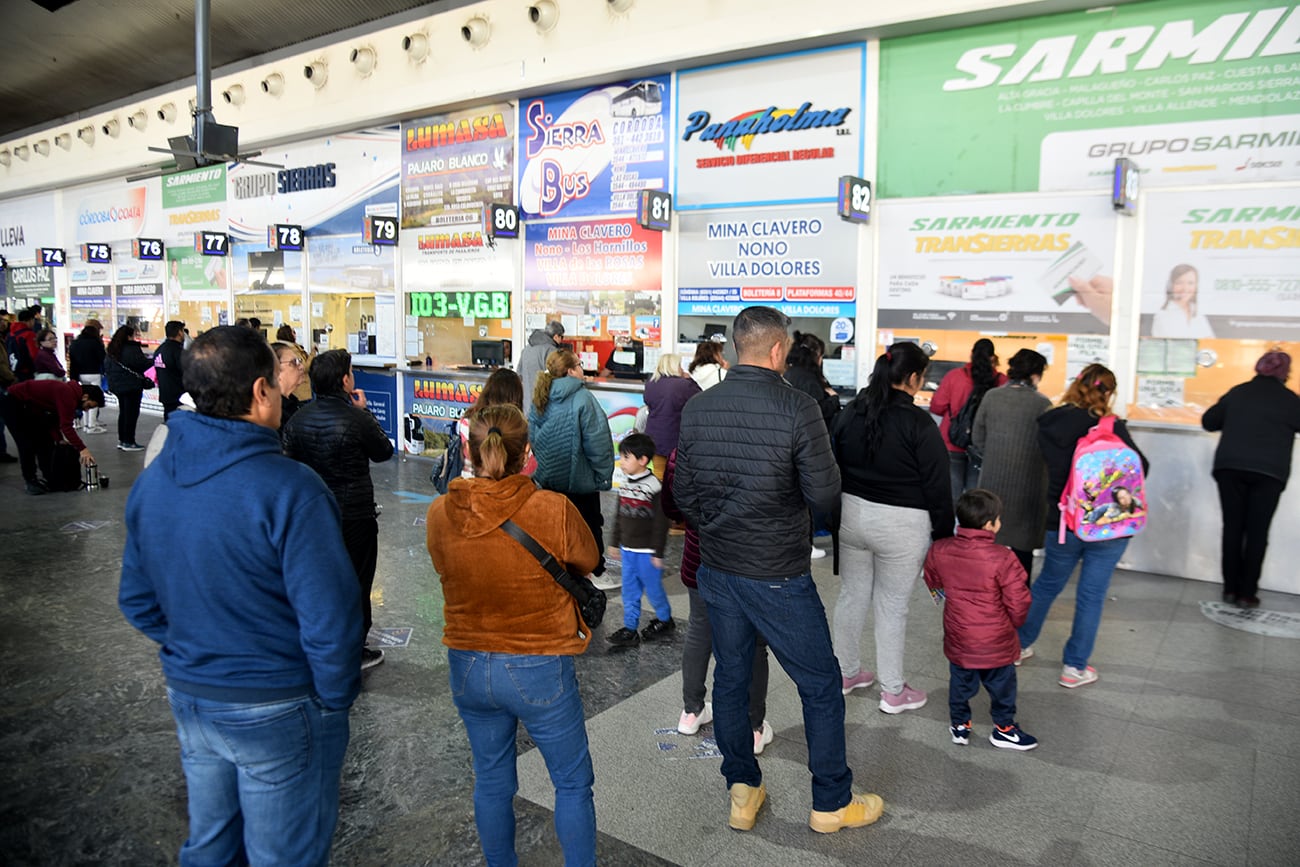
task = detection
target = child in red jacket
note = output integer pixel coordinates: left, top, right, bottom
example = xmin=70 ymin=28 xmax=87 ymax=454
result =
xmin=923 ymin=489 xmax=1037 ymax=750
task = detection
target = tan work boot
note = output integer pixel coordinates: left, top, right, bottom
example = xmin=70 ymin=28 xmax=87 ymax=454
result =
xmin=809 ymin=792 xmax=884 ymax=834
xmin=728 ymin=781 xmax=767 ymax=831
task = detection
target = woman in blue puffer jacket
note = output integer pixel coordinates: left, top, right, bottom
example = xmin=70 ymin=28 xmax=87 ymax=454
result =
xmin=529 ymin=348 xmax=616 ymax=581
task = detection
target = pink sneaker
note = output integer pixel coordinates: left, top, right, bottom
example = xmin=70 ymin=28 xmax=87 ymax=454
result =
xmin=879 ymin=683 xmax=927 ymax=714
xmin=678 ymin=702 xmax=713 ymax=735
xmin=1058 ymin=665 xmax=1099 ymax=689
xmin=841 ymin=670 xmax=876 ymax=695
xmin=753 ymin=720 xmax=773 ymax=755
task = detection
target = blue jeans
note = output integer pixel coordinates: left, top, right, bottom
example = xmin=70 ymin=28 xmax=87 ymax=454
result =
xmin=1018 ymin=531 xmax=1130 ymax=670
xmin=621 ymin=548 xmax=672 ymax=629
xmin=449 ymin=650 xmax=596 ymax=867
xmin=167 ymin=688 xmax=350 ymax=867
xmin=696 ymin=564 xmax=852 ymax=813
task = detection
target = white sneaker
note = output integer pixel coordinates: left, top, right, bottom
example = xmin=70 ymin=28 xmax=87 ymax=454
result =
xmin=753 ymin=720 xmax=774 ymax=755
xmin=810 ymin=546 xmax=827 ymax=560
xmin=678 ymin=702 xmax=713 ymax=735
xmin=85 ymin=425 xmax=108 ymax=434
xmin=1014 ymin=646 xmax=1034 ymax=667
xmin=591 ymin=573 xmax=621 ymax=591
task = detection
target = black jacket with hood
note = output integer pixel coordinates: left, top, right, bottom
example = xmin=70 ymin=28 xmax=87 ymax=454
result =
xmin=282 ymin=393 xmax=395 ymax=521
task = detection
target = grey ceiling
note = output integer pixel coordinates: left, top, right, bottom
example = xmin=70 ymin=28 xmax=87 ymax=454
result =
xmin=0 ymin=0 xmax=453 ymax=139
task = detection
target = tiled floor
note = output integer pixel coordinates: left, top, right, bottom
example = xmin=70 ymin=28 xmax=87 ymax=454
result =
xmin=2 ymin=410 xmax=1297 ymax=865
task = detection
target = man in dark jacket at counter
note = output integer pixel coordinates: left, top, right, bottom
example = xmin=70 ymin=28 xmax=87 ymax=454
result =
xmin=283 ymin=349 xmax=395 ymax=669
xmin=119 ymin=326 xmax=362 ymax=866
xmin=674 ymin=305 xmax=883 ymax=836
xmin=516 ymin=320 xmax=564 ymax=392
xmin=154 ymin=320 xmax=186 ymax=419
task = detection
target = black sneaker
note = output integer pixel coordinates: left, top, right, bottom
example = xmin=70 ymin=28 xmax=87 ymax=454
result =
xmin=607 ymin=626 xmax=640 ymax=646
xmin=361 ymin=647 xmax=385 ymax=670
xmin=25 ymin=482 xmax=48 ymax=496
xmin=640 ymin=618 xmax=676 ymax=641
xmin=118 ymin=442 xmax=145 ymax=452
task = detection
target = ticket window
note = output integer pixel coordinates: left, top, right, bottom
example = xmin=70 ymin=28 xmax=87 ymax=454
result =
xmin=117 ymin=304 xmax=166 ymax=352
xmin=1128 ymin=337 xmax=1300 ymax=425
xmin=404 ymin=290 xmax=512 ymax=368
xmin=234 ymin=293 xmax=303 ymax=343
xmin=69 ymin=305 xmax=111 ymax=332
xmin=174 ymin=300 xmax=229 ymax=335
xmin=310 ymin=293 xmax=380 ymax=355
xmin=678 ymin=315 xmax=859 ymax=393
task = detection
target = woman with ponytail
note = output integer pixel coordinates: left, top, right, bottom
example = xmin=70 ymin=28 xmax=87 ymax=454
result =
xmin=829 ymin=342 xmax=954 ymax=714
xmin=931 ymin=338 xmax=1007 ymax=501
xmin=529 ymin=349 xmax=617 ymax=585
xmin=1019 ymin=364 xmax=1149 ymax=689
xmin=427 ymin=404 xmax=601 ymax=866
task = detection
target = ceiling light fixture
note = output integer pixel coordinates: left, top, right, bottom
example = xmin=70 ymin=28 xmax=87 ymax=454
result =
xmin=77 ymin=125 xmax=95 ymax=144
xmin=54 ymin=133 xmax=71 ymax=150
xmin=304 ymin=61 xmax=328 ymax=88
xmin=261 ymin=73 xmax=284 ymax=96
xmin=0 ymin=150 xmax=10 ymax=167
xmin=33 ymin=139 xmax=50 ymax=156
xmin=402 ymin=33 xmax=429 ymax=62
xmin=350 ymin=46 xmax=376 ymax=77
xmin=222 ymin=84 xmax=245 ymax=106
xmin=101 ymin=118 xmax=120 ymax=138
xmin=608 ymin=0 xmax=634 ymax=11
xmin=157 ymin=102 xmax=177 ymax=123
xmin=128 ymin=110 xmax=148 ymax=130
xmin=530 ymin=1 xmax=559 ymax=32
xmin=14 ymin=144 xmax=30 ymax=161
xmin=462 ymin=16 xmax=491 ymax=47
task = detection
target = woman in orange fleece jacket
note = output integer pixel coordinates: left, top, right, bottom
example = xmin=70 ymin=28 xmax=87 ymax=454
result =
xmin=427 ymin=404 xmax=600 ymax=867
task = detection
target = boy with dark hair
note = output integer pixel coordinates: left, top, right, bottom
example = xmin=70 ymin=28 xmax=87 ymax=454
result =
xmin=606 ymin=431 xmax=674 ymax=646
xmin=923 ymin=488 xmax=1037 ymax=750
xmin=155 ymin=320 xmax=187 ymax=419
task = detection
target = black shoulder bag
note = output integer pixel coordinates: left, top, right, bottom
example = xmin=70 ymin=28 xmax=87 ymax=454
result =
xmin=499 ymin=519 xmax=606 ymax=631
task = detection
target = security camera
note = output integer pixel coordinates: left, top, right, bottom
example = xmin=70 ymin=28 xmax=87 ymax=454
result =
xmin=304 ymin=61 xmax=328 ymax=88
xmin=54 ymin=133 xmax=71 ymax=150
xmin=608 ymin=0 xmax=634 ymax=11
xmin=530 ymin=1 xmax=558 ymax=32
xmin=157 ymin=102 xmax=177 ymax=123
xmin=461 ymin=16 xmax=490 ymax=46
xmin=33 ymin=140 xmax=50 ymax=156
xmin=102 ymin=118 xmax=120 ymax=138
xmin=350 ymin=46 xmax=376 ymax=76
xmin=127 ymin=110 xmax=148 ymax=129
xmin=77 ymin=125 xmax=95 ymax=144
xmin=222 ymin=84 xmax=245 ymax=105
xmin=402 ymin=33 xmax=429 ymax=62
xmin=256 ymin=73 xmax=282 ymax=96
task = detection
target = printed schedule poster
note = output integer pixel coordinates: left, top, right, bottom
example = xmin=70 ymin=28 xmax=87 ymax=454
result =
xmin=878 ymin=0 xmax=1300 ymax=196
xmin=675 ymin=44 xmax=866 ymax=209
xmin=876 ymin=194 xmax=1116 ymax=334
xmin=402 ymin=105 xmax=513 ymax=228
xmin=1140 ymin=190 xmax=1300 ymax=340
xmin=517 ymin=76 xmax=671 ymax=219
xmin=677 ymin=205 xmax=859 ymax=318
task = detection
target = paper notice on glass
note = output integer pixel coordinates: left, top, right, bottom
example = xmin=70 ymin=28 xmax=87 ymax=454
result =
xmin=561 ymin=315 xmax=578 ymax=337
xmin=526 ymin=314 xmax=546 ymax=331
xmin=289 ymin=304 xmax=303 ymax=323
xmin=1137 ymin=338 xmax=1167 ymax=374
xmin=642 ymin=346 xmax=660 ymax=373
xmin=312 ymin=302 xmax=324 ymax=318
xmin=579 ymin=351 xmax=598 ymax=371
xmin=1066 ymin=334 xmax=1109 ymax=381
xmin=1137 ymin=377 xmax=1185 ymax=408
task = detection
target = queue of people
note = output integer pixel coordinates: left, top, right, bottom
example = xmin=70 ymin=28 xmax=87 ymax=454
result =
xmin=0 ymin=299 xmax=1280 ymax=865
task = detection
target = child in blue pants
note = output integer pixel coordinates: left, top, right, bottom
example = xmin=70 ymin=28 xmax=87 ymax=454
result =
xmin=607 ymin=433 xmax=673 ymax=646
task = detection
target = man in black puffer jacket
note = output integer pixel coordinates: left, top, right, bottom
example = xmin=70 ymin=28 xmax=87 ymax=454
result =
xmin=675 ymin=306 xmax=881 ymax=837
xmin=283 ymin=349 xmax=394 ymax=670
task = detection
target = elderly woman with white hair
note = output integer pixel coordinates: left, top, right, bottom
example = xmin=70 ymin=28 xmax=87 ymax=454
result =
xmin=642 ymin=352 xmax=701 ymax=481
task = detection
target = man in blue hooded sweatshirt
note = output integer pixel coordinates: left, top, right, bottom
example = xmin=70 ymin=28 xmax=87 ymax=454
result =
xmin=119 ymin=325 xmax=362 ymax=867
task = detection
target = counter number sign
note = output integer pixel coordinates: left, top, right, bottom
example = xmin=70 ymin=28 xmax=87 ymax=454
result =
xmin=364 ymin=215 xmax=399 ymax=246
xmin=196 ymin=231 xmax=229 ymax=256
xmin=836 ymin=176 xmax=872 ymax=224
xmin=133 ymin=238 xmax=165 ymax=261
xmin=484 ymin=203 xmax=520 ymax=240
xmin=81 ymin=243 xmax=112 ymax=264
xmin=1113 ymin=158 xmax=1140 ymax=217
xmin=269 ymin=223 xmax=305 ymax=251
xmin=637 ymin=190 xmax=672 ymax=231
xmin=38 ymin=247 xmax=66 ymax=267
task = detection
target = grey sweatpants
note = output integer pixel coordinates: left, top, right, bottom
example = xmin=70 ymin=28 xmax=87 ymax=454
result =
xmin=833 ymin=495 xmax=932 ymax=696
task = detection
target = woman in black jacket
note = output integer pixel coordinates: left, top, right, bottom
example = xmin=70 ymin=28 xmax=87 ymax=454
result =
xmin=1017 ymin=364 xmax=1149 ymax=689
xmin=784 ymin=332 xmax=841 ymax=428
xmin=69 ymin=321 xmax=108 ymax=433
xmin=104 ymin=325 xmax=152 ymax=451
xmin=830 ymin=342 xmax=953 ymax=715
xmin=1201 ymin=350 xmax=1300 ymax=608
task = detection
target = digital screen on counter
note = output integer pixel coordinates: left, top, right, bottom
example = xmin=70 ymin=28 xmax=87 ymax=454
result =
xmin=409 ymin=290 xmax=511 ymax=319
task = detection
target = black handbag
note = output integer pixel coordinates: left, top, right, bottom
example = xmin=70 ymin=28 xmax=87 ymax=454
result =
xmin=498 ymin=519 xmax=606 ymax=631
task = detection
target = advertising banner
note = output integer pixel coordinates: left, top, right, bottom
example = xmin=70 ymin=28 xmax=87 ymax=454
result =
xmin=352 ymin=369 xmax=398 ymax=443
xmin=879 ymin=0 xmax=1300 ymax=196
xmin=161 ymin=164 xmax=227 ymax=237
xmin=677 ymin=205 xmax=859 ymax=317
xmin=402 ymin=106 xmax=512 ymax=228
xmin=876 ymin=194 xmax=1117 ymax=334
xmin=66 ymin=178 xmax=161 ymax=245
xmin=7 ymin=265 xmax=54 ymax=298
xmin=115 ymin=281 xmax=164 ymax=304
xmin=675 ymin=45 xmax=865 ymax=209
xmin=524 ymin=218 xmax=661 ymax=294
xmin=0 ymin=192 xmax=58 ymax=258
xmin=1139 ymin=189 xmax=1300 ymax=339
xmin=518 ymin=75 xmax=671 ymax=219
xmin=227 ymin=129 xmax=400 ymax=240
xmin=69 ymin=284 xmax=111 ymax=307
xmin=166 ymin=247 xmax=226 ymax=301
